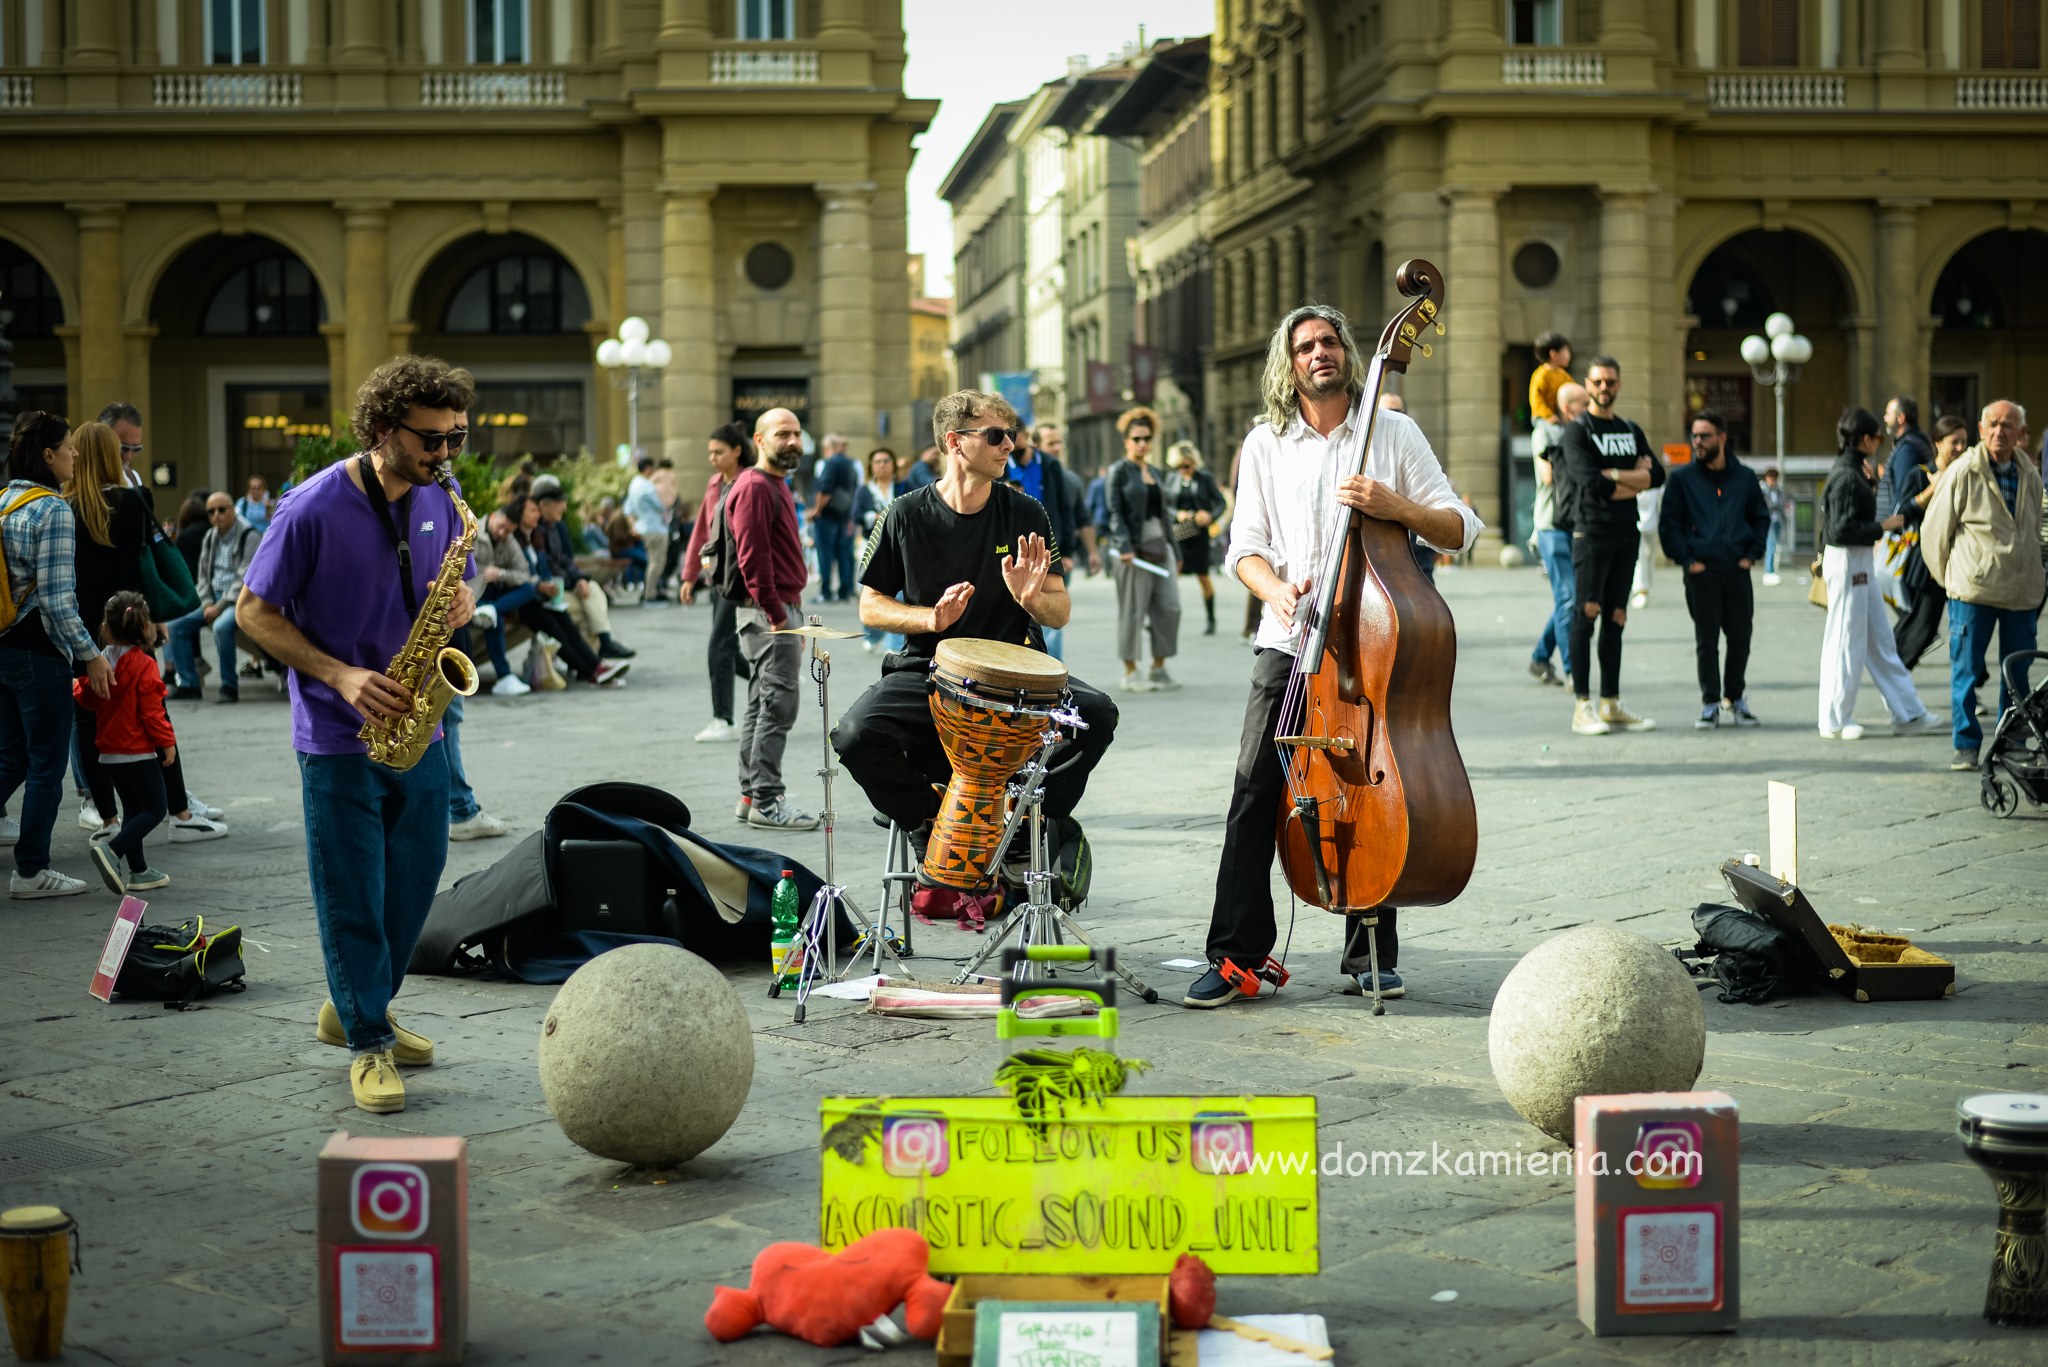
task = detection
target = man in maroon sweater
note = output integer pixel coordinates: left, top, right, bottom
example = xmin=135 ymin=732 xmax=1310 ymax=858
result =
xmin=728 ymin=406 xmax=819 ymax=831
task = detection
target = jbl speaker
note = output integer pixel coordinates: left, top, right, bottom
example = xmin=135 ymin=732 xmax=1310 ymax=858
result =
xmin=556 ymin=839 xmax=681 ymax=940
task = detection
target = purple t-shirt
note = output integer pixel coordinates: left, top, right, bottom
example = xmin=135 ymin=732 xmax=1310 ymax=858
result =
xmin=242 ymin=459 xmax=473 ymax=756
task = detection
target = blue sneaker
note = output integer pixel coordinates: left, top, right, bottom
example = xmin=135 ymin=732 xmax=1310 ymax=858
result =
xmin=1181 ymin=966 xmax=1246 ymax=1009
xmin=1345 ymin=969 xmax=1405 ymax=1000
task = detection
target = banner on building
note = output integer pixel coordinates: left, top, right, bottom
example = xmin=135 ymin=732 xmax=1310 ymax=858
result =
xmin=983 ymin=372 xmax=1035 ymax=429
xmin=1086 ymin=360 xmax=1121 ymax=416
xmin=1130 ymin=346 xmax=1160 ymax=405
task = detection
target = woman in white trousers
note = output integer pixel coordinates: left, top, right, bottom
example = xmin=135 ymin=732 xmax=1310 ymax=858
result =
xmin=1818 ymin=408 xmax=1937 ymax=739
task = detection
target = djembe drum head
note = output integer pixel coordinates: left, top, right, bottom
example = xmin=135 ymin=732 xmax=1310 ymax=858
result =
xmin=931 ymin=638 xmax=1068 ymax=703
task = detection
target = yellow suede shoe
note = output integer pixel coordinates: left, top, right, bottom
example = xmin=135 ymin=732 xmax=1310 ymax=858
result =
xmin=350 ymin=1050 xmax=406 ymax=1114
xmin=316 ymin=1000 xmax=435 ymax=1066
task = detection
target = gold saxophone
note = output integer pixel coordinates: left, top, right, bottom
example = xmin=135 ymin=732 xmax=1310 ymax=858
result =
xmin=359 ymin=468 xmax=481 ymax=770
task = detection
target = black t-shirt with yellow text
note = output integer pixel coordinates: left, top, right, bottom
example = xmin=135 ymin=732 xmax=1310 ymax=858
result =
xmin=859 ymin=483 xmax=1062 ymax=660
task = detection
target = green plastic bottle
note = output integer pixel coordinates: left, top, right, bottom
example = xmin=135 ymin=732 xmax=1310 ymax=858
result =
xmin=770 ymin=869 xmax=802 ymax=987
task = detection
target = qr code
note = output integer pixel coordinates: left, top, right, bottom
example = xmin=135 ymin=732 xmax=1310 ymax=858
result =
xmin=1620 ymin=1208 xmax=1718 ymax=1308
xmin=337 ymin=1248 xmax=438 ymax=1347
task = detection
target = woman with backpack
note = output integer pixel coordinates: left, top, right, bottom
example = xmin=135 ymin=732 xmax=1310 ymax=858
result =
xmin=679 ymin=423 xmax=755 ymax=743
xmin=0 ymin=412 xmax=111 ymax=897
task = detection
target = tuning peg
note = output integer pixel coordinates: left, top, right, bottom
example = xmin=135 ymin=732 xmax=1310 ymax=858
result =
xmin=1419 ymin=344 xmax=1433 ymax=359
xmin=1435 ymin=323 xmax=1447 ymax=336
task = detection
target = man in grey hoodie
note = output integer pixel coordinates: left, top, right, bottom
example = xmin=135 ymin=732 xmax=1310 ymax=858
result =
xmin=167 ymin=493 xmax=262 ymax=701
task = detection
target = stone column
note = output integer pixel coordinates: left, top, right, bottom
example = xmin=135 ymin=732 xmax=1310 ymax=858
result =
xmin=39 ymin=0 xmax=62 ymax=66
xmin=1644 ymin=191 xmax=1682 ymax=444
xmin=399 ymin=0 xmax=425 ymax=64
xmin=1443 ymin=185 xmax=1503 ymax=552
xmin=1599 ymin=0 xmax=1658 ymax=86
xmin=660 ymin=0 xmax=711 ymax=42
xmin=339 ymin=201 xmax=393 ymax=397
xmin=821 ymin=0 xmax=864 ymax=39
xmin=121 ymin=324 xmax=157 ymax=430
xmin=1251 ymin=238 xmax=1274 ymax=335
xmin=1597 ymin=190 xmax=1653 ymax=407
xmin=660 ymin=184 xmax=717 ymax=465
xmin=1874 ymin=199 xmax=1927 ymax=406
xmin=71 ymin=204 xmax=125 ymax=413
xmin=68 ymin=0 xmax=119 ymax=64
xmin=320 ymin=323 xmax=350 ymax=450
xmin=567 ymin=0 xmax=590 ymax=62
xmin=1876 ymin=0 xmax=1925 ymax=69
xmin=305 ymin=0 xmax=331 ymax=65
xmin=1277 ymin=225 xmax=1301 ymax=314
xmin=339 ymin=0 xmax=389 ymax=60
xmin=1381 ymin=187 xmax=1445 ymax=424
xmin=816 ymin=181 xmax=878 ymax=445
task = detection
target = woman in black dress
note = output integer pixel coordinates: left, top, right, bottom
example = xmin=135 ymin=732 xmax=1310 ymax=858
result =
xmin=1163 ymin=441 xmax=1227 ymax=635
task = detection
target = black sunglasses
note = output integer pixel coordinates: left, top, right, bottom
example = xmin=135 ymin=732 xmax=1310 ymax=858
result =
xmin=394 ymin=420 xmax=468 ymax=454
xmin=119 ymin=442 xmax=144 ymax=455
xmin=952 ymin=426 xmax=1017 ymax=446
xmin=1689 ymin=433 xmax=1718 ymax=442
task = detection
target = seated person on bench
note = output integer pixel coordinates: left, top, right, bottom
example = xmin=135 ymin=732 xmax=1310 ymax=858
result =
xmin=831 ymin=389 xmax=1118 ymax=882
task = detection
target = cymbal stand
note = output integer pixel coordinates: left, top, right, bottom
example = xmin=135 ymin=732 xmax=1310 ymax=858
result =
xmin=775 ymin=619 xmax=908 ymax=1025
xmin=950 ymin=706 xmax=1159 ymax=1004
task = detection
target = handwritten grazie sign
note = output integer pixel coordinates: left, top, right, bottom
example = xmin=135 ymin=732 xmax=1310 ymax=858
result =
xmin=818 ymin=1096 xmax=1319 ymax=1275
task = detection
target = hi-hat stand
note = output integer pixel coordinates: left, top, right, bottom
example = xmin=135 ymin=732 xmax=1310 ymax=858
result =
xmin=950 ymin=706 xmax=1158 ymax=1003
xmin=767 ymin=617 xmax=910 ymax=1024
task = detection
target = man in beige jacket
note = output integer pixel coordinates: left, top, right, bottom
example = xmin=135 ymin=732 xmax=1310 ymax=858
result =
xmin=1920 ymin=399 xmax=2046 ymax=771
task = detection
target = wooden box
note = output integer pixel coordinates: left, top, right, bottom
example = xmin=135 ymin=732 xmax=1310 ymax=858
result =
xmin=935 ymin=1274 xmax=1168 ymax=1367
xmin=1720 ymin=860 xmax=1955 ymax=1002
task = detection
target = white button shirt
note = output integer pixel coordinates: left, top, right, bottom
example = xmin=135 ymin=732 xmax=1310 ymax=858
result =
xmin=1225 ymin=405 xmax=1483 ymax=655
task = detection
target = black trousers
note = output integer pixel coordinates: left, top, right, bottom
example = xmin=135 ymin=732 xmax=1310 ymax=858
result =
xmin=831 ymin=660 xmax=1118 ymax=830
xmin=78 ymin=706 xmax=187 ymax=822
xmin=1682 ymin=566 xmax=1755 ymax=705
xmin=103 ymin=760 xmax=167 ymax=872
xmin=514 ymin=601 xmax=601 ymax=678
xmin=1204 ymin=649 xmax=1398 ymax=974
xmin=1570 ymin=530 xmax=1638 ymax=699
xmin=708 ymin=593 xmax=745 ymax=724
xmin=1895 ymin=580 xmax=1948 ymax=669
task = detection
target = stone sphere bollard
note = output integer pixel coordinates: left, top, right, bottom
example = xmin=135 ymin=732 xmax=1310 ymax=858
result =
xmin=537 ymin=943 xmax=755 ymax=1165
xmin=1498 ymin=543 xmax=1528 ymax=569
xmin=1488 ymin=926 xmax=1705 ymax=1143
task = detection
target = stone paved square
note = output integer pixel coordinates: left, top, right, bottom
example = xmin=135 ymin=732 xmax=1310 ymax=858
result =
xmin=3 ymin=567 xmax=2043 ymax=1365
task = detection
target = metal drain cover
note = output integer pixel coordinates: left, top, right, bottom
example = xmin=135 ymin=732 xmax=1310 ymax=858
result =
xmin=760 ymin=1014 xmax=941 ymax=1049
xmin=0 ymin=1133 xmax=119 ymax=1180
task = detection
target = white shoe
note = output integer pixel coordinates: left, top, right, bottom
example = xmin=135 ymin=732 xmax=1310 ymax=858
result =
xmin=185 ymin=794 xmax=226 ymax=821
xmin=449 ymin=811 xmax=509 ymax=841
xmin=168 ymin=814 xmax=230 ymax=843
xmin=1761 ymin=573 xmax=1783 ymax=587
xmin=694 ymin=718 xmax=736 ymax=743
xmin=9 ymin=868 xmax=90 ymax=899
xmin=0 ymin=816 xmax=17 ymax=846
xmin=492 ymin=673 xmax=532 ymax=697
xmin=748 ymin=797 xmax=821 ymax=831
xmin=78 ymin=801 xmax=103 ymax=831
xmin=470 ymin=603 xmax=499 ymax=631
xmin=1629 ymin=591 xmax=1649 ymax=609
xmin=1118 ymin=672 xmax=1154 ymax=693
xmin=1820 ymin=724 xmax=1867 ymax=741
xmin=1892 ymin=712 xmax=1941 ymax=737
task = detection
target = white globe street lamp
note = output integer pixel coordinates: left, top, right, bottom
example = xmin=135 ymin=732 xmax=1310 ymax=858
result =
xmin=1741 ymin=312 xmax=1812 ymax=465
xmin=596 ymin=315 xmax=670 ymax=461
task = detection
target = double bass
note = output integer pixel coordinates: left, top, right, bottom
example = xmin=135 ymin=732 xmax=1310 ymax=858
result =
xmin=1272 ymin=260 xmax=1477 ymax=996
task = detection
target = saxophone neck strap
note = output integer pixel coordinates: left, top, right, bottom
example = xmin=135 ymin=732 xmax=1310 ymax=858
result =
xmin=357 ymin=454 xmax=419 ymax=617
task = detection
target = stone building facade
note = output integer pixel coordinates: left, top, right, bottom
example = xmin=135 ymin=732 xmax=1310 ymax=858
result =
xmin=1207 ymin=0 xmax=2048 ymax=550
xmin=0 ymin=0 xmax=932 ymax=505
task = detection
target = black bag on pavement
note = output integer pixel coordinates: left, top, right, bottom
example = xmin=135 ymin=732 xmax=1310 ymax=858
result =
xmin=1673 ymin=901 xmax=1810 ymax=1005
xmin=115 ymin=918 xmax=247 ymax=1007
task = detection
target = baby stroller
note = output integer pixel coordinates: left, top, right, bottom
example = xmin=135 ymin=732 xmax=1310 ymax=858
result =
xmin=1979 ymin=650 xmax=2048 ymax=818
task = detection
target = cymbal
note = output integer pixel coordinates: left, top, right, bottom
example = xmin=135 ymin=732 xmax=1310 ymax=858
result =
xmin=770 ymin=622 xmax=861 ymax=639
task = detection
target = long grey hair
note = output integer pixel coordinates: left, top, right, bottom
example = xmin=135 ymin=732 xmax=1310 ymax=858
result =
xmin=1260 ymin=303 xmax=1370 ymax=435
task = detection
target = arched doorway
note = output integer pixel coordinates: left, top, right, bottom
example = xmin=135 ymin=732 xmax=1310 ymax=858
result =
xmin=1684 ymin=229 xmax=1858 ymax=463
xmin=408 ymin=233 xmax=593 ymax=463
xmin=1928 ymin=229 xmax=2048 ymax=431
xmin=1 ymin=240 xmax=68 ymax=422
xmin=148 ymin=234 xmax=331 ymax=502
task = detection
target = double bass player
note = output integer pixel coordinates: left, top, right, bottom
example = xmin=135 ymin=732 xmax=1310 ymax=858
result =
xmin=1184 ymin=304 xmax=1482 ymax=1009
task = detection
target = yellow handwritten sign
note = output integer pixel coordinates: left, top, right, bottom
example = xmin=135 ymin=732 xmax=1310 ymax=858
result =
xmin=818 ymin=1095 xmax=1319 ymax=1275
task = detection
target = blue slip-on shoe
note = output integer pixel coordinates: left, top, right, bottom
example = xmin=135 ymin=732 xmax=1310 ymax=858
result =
xmin=1181 ymin=966 xmax=1247 ymax=1009
xmin=1344 ymin=969 xmax=1405 ymax=1000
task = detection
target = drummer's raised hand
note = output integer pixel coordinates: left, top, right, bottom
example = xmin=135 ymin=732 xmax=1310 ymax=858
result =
xmin=930 ymin=581 xmax=975 ymax=633
xmin=1002 ymin=534 xmax=1051 ymax=607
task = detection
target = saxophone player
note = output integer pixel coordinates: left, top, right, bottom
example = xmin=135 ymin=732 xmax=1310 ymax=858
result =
xmin=238 ymin=356 xmax=478 ymax=1115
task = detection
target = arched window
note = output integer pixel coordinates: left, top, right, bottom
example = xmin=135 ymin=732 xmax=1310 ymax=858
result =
xmin=442 ymin=253 xmax=592 ymax=334
xmin=0 ymin=243 xmax=62 ymax=339
xmin=202 ymin=253 xmax=324 ymax=335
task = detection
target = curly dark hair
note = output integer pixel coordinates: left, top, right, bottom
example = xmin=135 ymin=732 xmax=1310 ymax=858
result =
xmin=8 ymin=411 xmax=70 ymax=487
xmin=100 ymin=590 xmax=153 ymax=648
xmin=710 ymin=421 xmax=757 ymax=468
xmin=351 ymin=355 xmax=476 ymax=449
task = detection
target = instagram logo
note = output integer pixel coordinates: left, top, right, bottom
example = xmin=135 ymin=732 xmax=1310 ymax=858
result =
xmin=1633 ymin=1121 xmax=1703 ymax=1189
xmin=352 ymin=1163 xmax=431 ymax=1240
xmin=881 ymin=1115 xmax=950 ymax=1177
xmin=1191 ymin=1113 xmax=1256 ymax=1175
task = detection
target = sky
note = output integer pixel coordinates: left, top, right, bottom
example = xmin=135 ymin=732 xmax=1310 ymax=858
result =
xmin=901 ymin=0 xmax=1216 ymax=298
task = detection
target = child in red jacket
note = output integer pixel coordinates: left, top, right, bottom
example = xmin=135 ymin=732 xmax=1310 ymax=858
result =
xmin=74 ymin=592 xmax=175 ymax=894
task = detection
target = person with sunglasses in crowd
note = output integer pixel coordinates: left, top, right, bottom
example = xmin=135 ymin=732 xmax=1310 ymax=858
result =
xmin=831 ymin=390 xmax=1118 ymax=918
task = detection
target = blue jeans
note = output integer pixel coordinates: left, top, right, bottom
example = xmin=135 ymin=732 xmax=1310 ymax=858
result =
xmin=616 ymin=544 xmax=649 ymax=587
xmin=443 ymin=695 xmax=478 ymax=822
xmin=0 ymin=648 xmax=78 ymax=877
xmin=1949 ymin=600 xmax=2039 ymax=754
xmin=168 ymin=604 xmax=238 ymax=689
xmin=480 ymin=582 xmax=539 ymax=678
xmin=1763 ymin=521 xmax=1781 ymax=576
xmin=1040 ymin=626 xmax=1065 ymax=661
xmin=814 ymin=518 xmax=856 ymax=599
xmin=297 ymin=744 xmax=451 ymax=1052
xmin=1531 ymin=528 xmax=1575 ymax=674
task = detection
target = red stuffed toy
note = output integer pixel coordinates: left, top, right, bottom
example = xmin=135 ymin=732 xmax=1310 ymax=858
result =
xmin=704 ymin=1228 xmax=951 ymax=1347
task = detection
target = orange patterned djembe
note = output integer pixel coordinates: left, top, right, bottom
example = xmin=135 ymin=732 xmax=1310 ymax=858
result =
xmin=923 ymin=638 xmax=1069 ymax=891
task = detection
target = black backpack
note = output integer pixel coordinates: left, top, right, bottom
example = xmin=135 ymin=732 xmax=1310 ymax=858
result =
xmin=1673 ymin=902 xmax=1810 ymax=1005
xmin=698 ymin=496 xmax=749 ymax=605
xmin=115 ymin=918 xmax=247 ymax=1007
xmin=1549 ymin=422 xmax=1579 ymax=534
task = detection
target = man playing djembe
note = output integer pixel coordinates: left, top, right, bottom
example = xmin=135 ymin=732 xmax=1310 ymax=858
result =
xmin=831 ymin=390 xmax=1118 ymax=909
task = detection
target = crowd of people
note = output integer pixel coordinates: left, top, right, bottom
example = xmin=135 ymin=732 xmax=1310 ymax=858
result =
xmin=1521 ymin=331 xmax=2045 ymax=769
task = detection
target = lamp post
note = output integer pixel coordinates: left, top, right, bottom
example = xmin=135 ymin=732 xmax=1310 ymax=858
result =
xmin=1739 ymin=311 xmax=1813 ymax=465
xmin=595 ymin=315 xmax=672 ymax=462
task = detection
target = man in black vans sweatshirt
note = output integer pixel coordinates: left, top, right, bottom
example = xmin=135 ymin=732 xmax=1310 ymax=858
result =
xmin=1560 ymin=356 xmax=1665 ymax=735
xmin=1660 ymin=409 xmax=1772 ymax=730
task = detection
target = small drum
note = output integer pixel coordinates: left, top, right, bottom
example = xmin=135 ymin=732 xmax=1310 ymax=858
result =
xmin=1957 ymin=1093 xmax=2048 ymax=1326
xmin=0 ymin=1205 xmax=77 ymax=1362
xmin=923 ymin=638 xmax=1069 ymax=890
